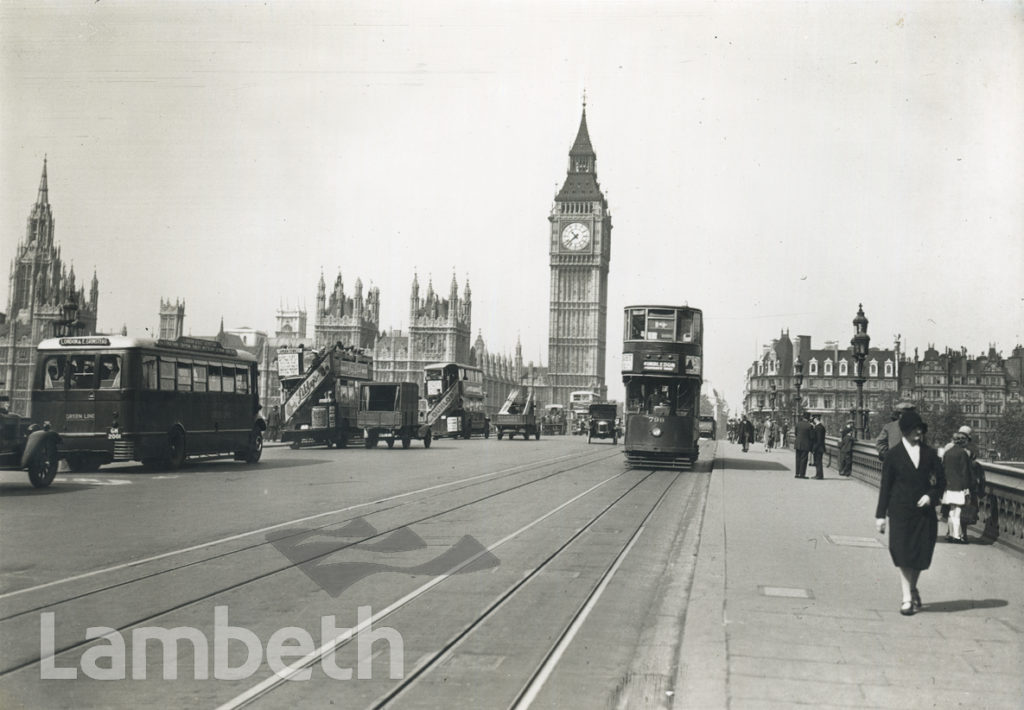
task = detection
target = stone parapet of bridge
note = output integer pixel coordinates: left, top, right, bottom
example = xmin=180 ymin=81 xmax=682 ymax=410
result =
xmin=823 ymin=437 xmax=1024 ymax=556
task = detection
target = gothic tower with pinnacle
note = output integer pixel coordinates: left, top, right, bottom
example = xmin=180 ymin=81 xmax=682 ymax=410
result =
xmin=2 ymin=158 xmax=100 ymax=415
xmin=546 ymin=104 xmax=611 ymax=406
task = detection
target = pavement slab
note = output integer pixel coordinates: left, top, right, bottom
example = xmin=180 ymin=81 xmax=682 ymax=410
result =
xmin=674 ymin=442 xmax=1024 ymax=709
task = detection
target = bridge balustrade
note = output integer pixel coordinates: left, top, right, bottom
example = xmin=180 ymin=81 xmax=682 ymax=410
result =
xmin=823 ymin=436 xmax=1024 ymax=556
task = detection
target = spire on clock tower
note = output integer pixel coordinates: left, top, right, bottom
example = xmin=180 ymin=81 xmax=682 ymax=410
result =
xmin=556 ymin=105 xmax=603 ymax=201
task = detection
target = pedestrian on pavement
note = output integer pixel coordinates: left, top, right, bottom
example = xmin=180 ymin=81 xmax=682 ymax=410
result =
xmin=765 ymin=420 xmax=776 ymax=452
xmin=838 ymin=420 xmax=855 ymax=476
xmin=793 ymin=412 xmax=813 ymax=478
xmin=781 ymin=421 xmax=789 ymax=449
xmin=876 ymin=401 xmax=915 ymax=460
xmin=940 ymin=426 xmax=975 ymax=544
xmin=812 ymin=415 xmax=826 ymax=479
xmin=739 ymin=415 xmax=755 ymax=452
xmin=267 ymin=405 xmax=282 ymax=442
xmin=874 ymin=409 xmax=946 ymax=616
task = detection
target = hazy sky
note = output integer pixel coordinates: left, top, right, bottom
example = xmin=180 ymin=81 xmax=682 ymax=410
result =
xmin=3 ymin=1 xmax=1022 ymax=408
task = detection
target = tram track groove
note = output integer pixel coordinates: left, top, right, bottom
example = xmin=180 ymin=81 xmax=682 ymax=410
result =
xmin=215 ymin=469 xmax=640 ymax=710
xmin=360 ymin=469 xmax=676 ymax=710
xmin=0 ymin=450 xmax=595 ymax=604
xmin=0 ymin=448 xmax=624 ymax=677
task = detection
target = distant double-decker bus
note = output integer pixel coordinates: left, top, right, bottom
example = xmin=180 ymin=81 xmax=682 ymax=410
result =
xmin=568 ymin=390 xmax=601 ymax=434
xmin=32 ymin=335 xmax=265 ymax=471
xmin=622 ymin=305 xmax=703 ymax=468
xmin=422 ymin=362 xmax=490 ymax=439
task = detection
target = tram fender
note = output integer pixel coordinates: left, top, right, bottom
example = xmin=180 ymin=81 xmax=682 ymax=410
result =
xmin=21 ymin=429 xmax=60 ymax=468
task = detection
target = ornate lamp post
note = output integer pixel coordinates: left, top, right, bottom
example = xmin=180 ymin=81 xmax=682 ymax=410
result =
xmin=53 ymin=291 xmax=83 ymax=337
xmin=851 ymin=304 xmax=871 ymax=440
xmin=769 ymin=382 xmax=777 ymax=426
xmin=793 ymin=356 xmax=804 ymax=422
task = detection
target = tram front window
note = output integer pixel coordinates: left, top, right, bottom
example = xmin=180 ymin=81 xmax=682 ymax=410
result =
xmin=626 ymin=380 xmax=698 ymax=416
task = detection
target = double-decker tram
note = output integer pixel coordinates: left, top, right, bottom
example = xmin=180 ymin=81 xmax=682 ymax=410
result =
xmin=422 ymin=362 xmax=490 ymax=439
xmin=621 ymin=305 xmax=703 ymax=468
xmin=32 ymin=335 xmax=265 ymax=471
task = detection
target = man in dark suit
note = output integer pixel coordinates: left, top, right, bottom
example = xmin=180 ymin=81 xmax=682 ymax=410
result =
xmin=794 ymin=412 xmax=813 ymax=478
xmin=812 ymin=416 xmax=826 ymax=479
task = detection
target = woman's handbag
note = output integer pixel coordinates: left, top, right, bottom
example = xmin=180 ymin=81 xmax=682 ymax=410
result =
xmin=961 ymin=501 xmax=980 ymax=527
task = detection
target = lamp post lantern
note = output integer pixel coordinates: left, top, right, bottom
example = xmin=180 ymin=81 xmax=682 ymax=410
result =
xmin=769 ymin=382 xmax=777 ymax=421
xmin=851 ymin=303 xmax=871 ymax=440
xmin=53 ymin=290 xmax=83 ymax=338
xmin=793 ymin=356 xmax=804 ymax=424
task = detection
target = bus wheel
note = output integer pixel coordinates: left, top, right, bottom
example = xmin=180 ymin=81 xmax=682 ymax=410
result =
xmin=387 ymin=438 xmax=395 ymax=449
xmin=28 ymin=440 xmax=59 ymax=488
xmin=289 ymin=440 xmax=301 ymax=450
xmin=365 ymin=433 xmax=378 ymax=449
xmin=165 ymin=430 xmax=186 ymax=470
xmin=337 ymin=432 xmax=348 ymax=449
xmin=244 ymin=428 xmax=263 ymax=463
xmin=423 ymin=429 xmax=432 ymax=448
xmin=401 ymin=431 xmax=411 ymax=449
xmin=497 ymin=430 xmax=504 ymax=440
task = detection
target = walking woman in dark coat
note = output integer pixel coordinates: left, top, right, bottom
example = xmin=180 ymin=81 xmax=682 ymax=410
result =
xmin=874 ymin=410 xmax=946 ymax=615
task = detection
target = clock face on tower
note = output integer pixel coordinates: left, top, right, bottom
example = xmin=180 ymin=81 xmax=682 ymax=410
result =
xmin=561 ymin=222 xmax=591 ymax=251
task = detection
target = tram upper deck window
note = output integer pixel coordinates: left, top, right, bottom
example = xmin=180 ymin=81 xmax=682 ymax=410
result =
xmin=646 ymin=309 xmax=676 ymax=340
xmin=627 ymin=310 xmax=646 ymax=340
xmin=677 ymin=311 xmax=694 ymax=343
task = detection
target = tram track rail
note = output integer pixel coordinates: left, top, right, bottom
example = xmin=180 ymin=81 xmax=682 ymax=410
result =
xmin=360 ymin=470 xmax=682 ymax=710
xmin=0 ymin=447 xmax=625 ymax=677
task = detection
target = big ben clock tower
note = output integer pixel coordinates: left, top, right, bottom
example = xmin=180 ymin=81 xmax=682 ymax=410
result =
xmin=547 ymin=104 xmax=611 ymax=407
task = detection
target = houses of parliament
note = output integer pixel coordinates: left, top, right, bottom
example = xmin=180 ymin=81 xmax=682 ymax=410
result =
xmin=2 ymin=107 xmax=614 ymax=416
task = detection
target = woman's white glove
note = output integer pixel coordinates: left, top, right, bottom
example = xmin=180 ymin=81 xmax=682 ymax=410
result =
xmin=875 ymin=518 xmax=886 ymax=534
xmin=916 ymin=494 xmax=931 ymax=508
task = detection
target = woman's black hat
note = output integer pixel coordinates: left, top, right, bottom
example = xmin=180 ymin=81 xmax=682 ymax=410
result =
xmin=898 ymin=409 xmax=925 ymax=435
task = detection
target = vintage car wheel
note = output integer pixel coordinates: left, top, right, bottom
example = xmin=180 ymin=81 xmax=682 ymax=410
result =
xmin=497 ymin=430 xmax=504 ymax=440
xmin=244 ymin=428 xmax=263 ymax=463
xmin=28 ymin=440 xmax=59 ymax=488
xmin=165 ymin=430 xmax=186 ymax=470
xmin=365 ymin=432 xmax=378 ymax=449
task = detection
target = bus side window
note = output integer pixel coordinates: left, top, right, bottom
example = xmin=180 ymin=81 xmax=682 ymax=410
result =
xmin=176 ymin=362 xmax=193 ymax=391
xmin=235 ymin=369 xmax=248 ymax=394
xmin=69 ymin=355 xmax=96 ymax=390
xmin=159 ymin=360 xmax=176 ymax=391
xmin=193 ymin=364 xmax=208 ymax=392
xmin=99 ymin=355 xmax=122 ymax=389
xmin=142 ymin=356 xmax=158 ymax=390
xmin=44 ymin=356 xmax=66 ymax=389
xmin=208 ymin=366 xmax=222 ymax=392
xmin=222 ymin=368 xmax=235 ymax=393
